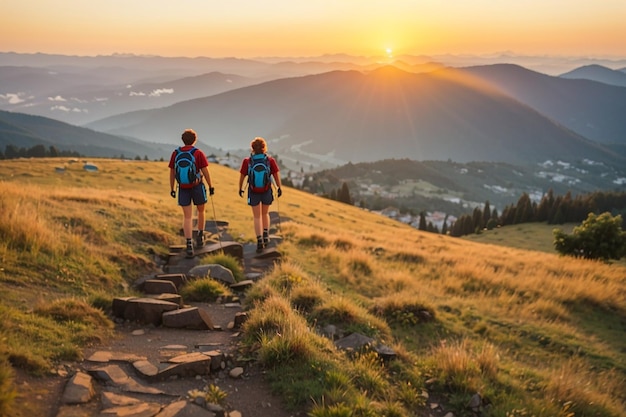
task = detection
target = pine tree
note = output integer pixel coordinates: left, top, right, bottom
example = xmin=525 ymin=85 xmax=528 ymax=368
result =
xmin=418 ymin=212 xmax=427 ymax=231
xmin=337 ymin=182 xmax=352 ymax=205
xmin=482 ymin=201 xmax=491 ymax=228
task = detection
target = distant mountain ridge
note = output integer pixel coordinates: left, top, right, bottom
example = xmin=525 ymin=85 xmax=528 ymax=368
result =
xmin=559 ymin=64 xmax=626 ymax=87
xmin=0 ymin=67 xmax=271 ymax=125
xmin=86 ymin=65 xmax=624 ymax=168
xmin=463 ymin=64 xmax=626 ymax=145
xmin=0 ymin=109 xmax=171 ymax=159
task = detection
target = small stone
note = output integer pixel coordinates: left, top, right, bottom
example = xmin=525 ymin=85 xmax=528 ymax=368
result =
xmin=132 ymin=329 xmax=145 ymax=336
xmin=229 ymin=367 xmax=244 ymax=378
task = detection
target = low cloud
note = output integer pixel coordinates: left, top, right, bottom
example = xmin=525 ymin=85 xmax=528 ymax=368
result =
xmin=129 ymin=88 xmax=175 ymax=97
xmin=0 ymin=93 xmax=26 ymax=104
xmin=51 ymin=105 xmax=87 ymax=113
xmin=48 ymin=95 xmax=67 ymax=102
xmin=149 ymin=88 xmax=174 ymax=97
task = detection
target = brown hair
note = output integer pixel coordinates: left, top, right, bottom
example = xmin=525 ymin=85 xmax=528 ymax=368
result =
xmin=181 ymin=129 xmax=197 ymax=145
xmin=250 ymin=137 xmax=267 ymax=154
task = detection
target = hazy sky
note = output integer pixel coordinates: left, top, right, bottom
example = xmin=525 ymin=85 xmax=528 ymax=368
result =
xmin=2 ymin=0 xmax=625 ymax=58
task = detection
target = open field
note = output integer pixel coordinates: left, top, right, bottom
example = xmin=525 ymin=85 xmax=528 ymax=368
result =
xmin=1 ymin=158 xmax=625 ymax=417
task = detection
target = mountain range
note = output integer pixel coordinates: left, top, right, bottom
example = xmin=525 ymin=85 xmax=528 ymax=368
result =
xmin=2 ymin=52 xmax=625 ymax=213
xmin=84 ymin=65 xmax=625 ymax=169
xmin=0 ymin=109 xmax=170 ymax=159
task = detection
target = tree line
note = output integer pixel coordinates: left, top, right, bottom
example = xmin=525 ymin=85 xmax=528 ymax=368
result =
xmin=448 ymin=189 xmax=626 ymax=237
xmin=1 ymin=144 xmax=82 ymax=159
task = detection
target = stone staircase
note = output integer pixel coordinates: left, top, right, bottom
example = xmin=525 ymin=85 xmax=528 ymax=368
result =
xmin=53 ymin=218 xmax=284 ymax=417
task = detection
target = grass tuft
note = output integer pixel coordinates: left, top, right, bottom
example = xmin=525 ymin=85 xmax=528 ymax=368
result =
xmin=180 ymin=278 xmax=231 ymax=302
xmin=199 ymin=253 xmax=244 ymax=282
xmin=0 ymin=356 xmax=16 ymax=417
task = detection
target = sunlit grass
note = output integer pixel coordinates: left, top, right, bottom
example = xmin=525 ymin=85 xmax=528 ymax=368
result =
xmin=180 ymin=278 xmax=232 ymax=302
xmin=1 ymin=158 xmax=625 ymax=416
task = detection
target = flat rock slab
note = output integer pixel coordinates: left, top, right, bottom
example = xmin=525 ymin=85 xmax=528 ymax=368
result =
xmin=149 ymin=293 xmax=183 ymax=307
xmin=162 ymin=307 xmax=215 ymax=330
xmin=133 ymin=360 xmax=159 ymax=378
xmin=170 ymin=241 xmax=243 ymax=262
xmin=87 ymin=351 xmax=147 ymax=363
xmin=155 ymin=400 xmax=217 ymax=417
xmin=167 ymin=352 xmax=210 ymax=364
xmin=158 ymin=354 xmax=212 ymax=380
xmin=123 ymin=298 xmax=180 ymax=326
xmin=144 ymin=279 xmax=178 ymax=295
xmin=101 ymin=392 xmax=142 ymax=408
xmin=154 ymin=273 xmax=188 ymax=290
xmin=100 ymin=402 xmax=162 ymax=417
xmin=229 ymin=280 xmax=254 ymax=292
xmin=88 ymin=364 xmax=165 ymax=395
xmin=253 ymin=247 xmax=282 ymax=260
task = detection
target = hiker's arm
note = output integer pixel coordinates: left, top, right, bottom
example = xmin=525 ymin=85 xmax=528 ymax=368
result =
xmin=201 ymin=167 xmax=212 ymax=187
xmin=169 ymin=167 xmax=176 ymax=193
xmin=238 ymin=173 xmax=245 ymax=191
xmin=273 ymin=171 xmax=282 ymax=189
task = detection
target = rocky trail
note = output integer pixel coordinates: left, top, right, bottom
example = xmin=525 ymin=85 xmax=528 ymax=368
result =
xmin=15 ymin=216 xmax=301 ymax=417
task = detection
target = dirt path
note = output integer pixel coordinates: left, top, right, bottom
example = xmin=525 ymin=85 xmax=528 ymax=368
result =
xmin=14 ymin=234 xmax=302 ymax=417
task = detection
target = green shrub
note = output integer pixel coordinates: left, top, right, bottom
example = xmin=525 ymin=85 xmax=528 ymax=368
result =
xmin=553 ymin=212 xmax=626 ymax=261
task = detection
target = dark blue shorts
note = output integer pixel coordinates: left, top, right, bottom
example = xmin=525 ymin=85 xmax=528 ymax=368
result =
xmin=178 ymin=183 xmax=207 ymax=206
xmin=248 ymin=188 xmax=273 ymax=206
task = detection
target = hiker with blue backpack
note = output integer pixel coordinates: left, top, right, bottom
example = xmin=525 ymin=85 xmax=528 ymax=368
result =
xmin=238 ymin=137 xmax=282 ymax=253
xmin=169 ymin=128 xmax=215 ymax=257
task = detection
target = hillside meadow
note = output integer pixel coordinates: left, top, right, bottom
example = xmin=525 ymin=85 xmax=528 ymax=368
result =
xmin=0 ymin=158 xmax=625 ymax=417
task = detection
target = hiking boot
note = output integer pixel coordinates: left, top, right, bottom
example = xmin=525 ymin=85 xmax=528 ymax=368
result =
xmin=263 ymin=231 xmax=270 ymax=246
xmin=186 ymin=240 xmax=194 ymax=258
xmin=196 ymin=231 xmax=204 ymax=248
xmin=256 ymin=240 xmax=264 ymax=253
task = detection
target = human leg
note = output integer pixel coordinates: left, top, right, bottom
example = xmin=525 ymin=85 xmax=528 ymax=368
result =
xmin=182 ymin=204 xmax=194 ymax=256
xmin=261 ymin=204 xmax=270 ymax=245
xmin=251 ymin=204 xmax=264 ymax=252
xmin=191 ymin=185 xmax=208 ymax=248
xmin=196 ymin=204 xmax=206 ymax=247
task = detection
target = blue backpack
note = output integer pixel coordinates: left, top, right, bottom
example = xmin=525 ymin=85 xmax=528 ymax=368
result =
xmin=248 ymin=153 xmax=271 ymax=193
xmin=174 ymin=147 xmax=200 ymax=185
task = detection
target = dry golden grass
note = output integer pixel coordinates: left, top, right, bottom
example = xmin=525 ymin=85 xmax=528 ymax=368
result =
xmin=1 ymin=157 xmax=625 ymax=416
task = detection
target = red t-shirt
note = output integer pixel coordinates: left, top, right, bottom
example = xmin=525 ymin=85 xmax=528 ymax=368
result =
xmin=239 ymin=154 xmax=279 ymax=176
xmin=169 ymin=145 xmax=209 ymax=188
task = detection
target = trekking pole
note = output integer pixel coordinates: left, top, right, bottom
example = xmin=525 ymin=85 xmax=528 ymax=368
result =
xmin=275 ymin=183 xmax=282 ymax=233
xmin=209 ymin=193 xmax=223 ymax=251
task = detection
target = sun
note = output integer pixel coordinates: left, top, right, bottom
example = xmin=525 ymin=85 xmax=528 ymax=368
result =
xmin=385 ymin=48 xmax=393 ymax=58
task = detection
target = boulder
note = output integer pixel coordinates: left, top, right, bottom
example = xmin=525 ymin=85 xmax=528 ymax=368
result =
xmin=188 ymin=264 xmax=235 ymax=285
xmin=335 ymin=332 xmax=374 ymax=352
xmin=61 ymin=371 xmax=95 ymax=405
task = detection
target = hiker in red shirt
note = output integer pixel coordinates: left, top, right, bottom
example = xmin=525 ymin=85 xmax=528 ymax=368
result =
xmin=169 ymin=129 xmax=214 ymax=257
xmin=238 ymin=137 xmax=282 ymax=253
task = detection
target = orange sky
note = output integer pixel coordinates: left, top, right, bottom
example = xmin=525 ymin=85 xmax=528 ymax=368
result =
xmin=1 ymin=1 xmax=625 ymax=58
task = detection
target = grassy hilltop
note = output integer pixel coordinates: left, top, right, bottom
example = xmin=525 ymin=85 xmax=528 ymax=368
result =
xmin=0 ymin=158 xmax=625 ymax=417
